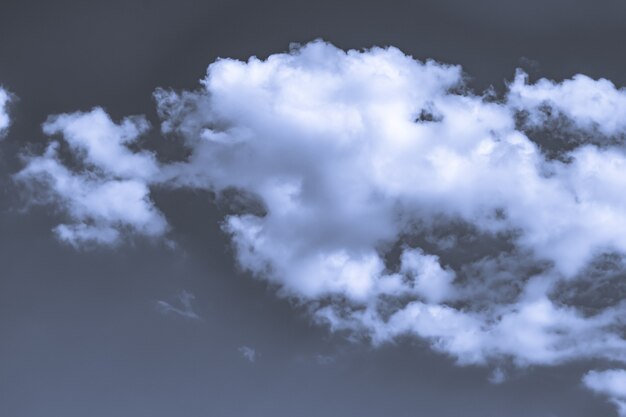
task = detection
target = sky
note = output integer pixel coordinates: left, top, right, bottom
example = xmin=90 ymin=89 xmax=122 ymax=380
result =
xmin=2 ymin=1 xmax=626 ymax=416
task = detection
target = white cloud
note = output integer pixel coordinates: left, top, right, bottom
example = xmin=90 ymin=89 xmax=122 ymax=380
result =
xmin=0 ymin=87 xmax=12 ymax=137
xmin=16 ymin=108 xmax=167 ymax=246
xmin=19 ymin=41 xmax=626 ymax=377
xmin=509 ymin=70 xmax=626 ymax=136
xmin=583 ymin=369 xmax=626 ymax=416
xmin=42 ymin=107 xmax=159 ymax=179
xmin=238 ymin=346 xmax=256 ymax=362
xmin=156 ymin=290 xmax=201 ymax=320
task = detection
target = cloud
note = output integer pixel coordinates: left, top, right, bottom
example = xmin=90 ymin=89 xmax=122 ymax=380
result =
xmin=18 ymin=41 xmax=626 ymax=378
xmin=0 ymin=87 xmax=12 ymax=137
xmin=16 ymin=107 xmax=167 ymax=247
xmin=156 ymin=290 xmax=201 ymax=320
xmin=583 ymin=369 xmax=626 ymax=416
xmin=314 ymin=354 xmax=336 ymax=365
xmin=238 ymin=346 xmax=256 ymax=362
xmin=488 ymin=367 xmax=507 ymax=385
xmin=152 ymin=40 xmax=626 ymax=367
xmin=509 ymin=70 xmax=626 ymax=136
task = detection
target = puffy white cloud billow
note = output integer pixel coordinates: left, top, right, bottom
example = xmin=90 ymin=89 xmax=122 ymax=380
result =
xmin=509 ymin=70 xmax=626 ymax=136
xmin=16 ymin=108 xmax=167 ymax=246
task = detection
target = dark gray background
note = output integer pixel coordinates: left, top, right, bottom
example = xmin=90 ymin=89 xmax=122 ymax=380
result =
xmin=1 ymin=1 xmax=624 ymax=416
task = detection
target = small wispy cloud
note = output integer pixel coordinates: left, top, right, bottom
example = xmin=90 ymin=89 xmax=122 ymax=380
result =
xmin=238 ymin=346 xmax=257 ymax=362
xmin=156 ymin=290 xmax=201 ymax=321
xmin=314 ymin=354 xmax=336 ymax=365
xmin=488 ymin=367 xmax=507 ymax=385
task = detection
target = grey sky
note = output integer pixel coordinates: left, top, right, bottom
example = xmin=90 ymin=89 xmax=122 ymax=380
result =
xmin=2 ymin=1 xmax=626 ymax=416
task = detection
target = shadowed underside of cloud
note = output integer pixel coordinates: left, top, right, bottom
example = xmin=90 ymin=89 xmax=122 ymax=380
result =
xmin=15 ymin=40 xmax=626 ymax=414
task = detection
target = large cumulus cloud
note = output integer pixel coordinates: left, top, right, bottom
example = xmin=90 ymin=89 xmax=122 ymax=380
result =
xmin=17 ymin=40 xmax=626 ymax=414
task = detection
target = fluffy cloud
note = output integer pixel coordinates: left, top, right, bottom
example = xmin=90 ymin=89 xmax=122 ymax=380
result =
xmin=583 ymin=370 xmax=626 ymax=416
xmin=18 ymin=41 xmax=626 ymax=410
xmin=0 ymin=87 xmax=11 ymax=137
xmin=151 ymin=41 xmax=626 ymax=367
xmin=16 ymin=108 xmax=167 ymax=246
xmin=509 ymin=70 xmax=626 ymax=136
